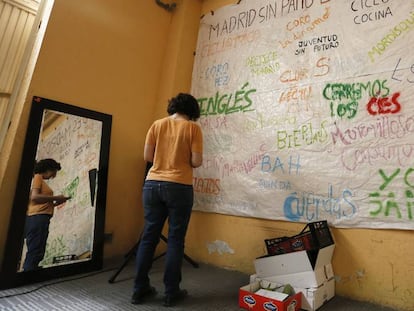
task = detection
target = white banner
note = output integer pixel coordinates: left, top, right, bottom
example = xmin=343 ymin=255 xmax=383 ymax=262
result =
xmin=191 ymin=0 xmax=414 ymax=229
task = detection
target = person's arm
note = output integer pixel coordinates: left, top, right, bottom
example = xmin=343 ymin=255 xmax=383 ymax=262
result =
xmin=191 ymin=152 xmax=203 ymax=168
xmin=144 ymin=144 xmax=155 ymax=163
xmin=30 ymin=188 xmax=70 ymax=205
xmin=191 ymin=124 xmax=203 ymax=168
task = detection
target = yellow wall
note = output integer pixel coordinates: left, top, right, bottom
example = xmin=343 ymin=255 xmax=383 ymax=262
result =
xmin=0 ymin=0 xmax=413 ymax=311
xmin=0 ymin=0 xmax=180 ymax=265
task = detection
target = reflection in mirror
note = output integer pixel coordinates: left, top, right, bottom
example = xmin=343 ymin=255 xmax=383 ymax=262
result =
xmin=19 ymin=110 xmax=103 ymax=271
xmin=0 ymin=96 xmax=112 ymax=289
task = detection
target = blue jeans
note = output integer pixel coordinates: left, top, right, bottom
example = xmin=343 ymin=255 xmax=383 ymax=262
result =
xmin=23 ymin=214 xmax=51 ymax=271
xmin=134 ymin=180 xmax=193 ymax=295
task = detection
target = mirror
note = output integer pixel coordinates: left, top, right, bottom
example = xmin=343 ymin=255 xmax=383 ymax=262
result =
xmin=0 ymin=96 xmax=112 ymax=289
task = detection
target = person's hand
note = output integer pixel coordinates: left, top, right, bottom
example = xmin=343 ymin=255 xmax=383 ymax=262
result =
xmin=54 ymin=195 xmax=71 ymax=205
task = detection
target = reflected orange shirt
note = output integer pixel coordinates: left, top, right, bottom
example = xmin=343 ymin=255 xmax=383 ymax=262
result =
xmin=145 ymin=117 xmax=203 ymax=185
xmin=27 ymin=174 xmax=54 ymax=216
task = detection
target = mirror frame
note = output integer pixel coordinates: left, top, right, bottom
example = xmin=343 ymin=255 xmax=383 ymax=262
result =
xmin=0 ymin=96 xmax=112 ymax=289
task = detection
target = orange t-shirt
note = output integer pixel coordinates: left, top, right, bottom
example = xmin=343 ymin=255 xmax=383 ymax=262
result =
xmin=145 ymin=117 xmax=203 ymax=185
xmin=27 ymin=174 xmax=54 ymax=216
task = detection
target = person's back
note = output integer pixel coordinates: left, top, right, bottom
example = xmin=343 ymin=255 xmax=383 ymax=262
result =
xmin=145 ymin=116 xmax=203 ymax=185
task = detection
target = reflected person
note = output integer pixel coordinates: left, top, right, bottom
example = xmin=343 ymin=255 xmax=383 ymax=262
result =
xmin=23 ymin=158 xmax=71 ymax=271
xmin=132 ymin=93 xmax=203 ymax=307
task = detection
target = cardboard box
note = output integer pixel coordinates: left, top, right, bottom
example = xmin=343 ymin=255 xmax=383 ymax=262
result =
xmin=294 ymin=277 xmax=335 ymax=311
xmin=248 ymin=275 xmax=335 ymax=311
xmin=254 ymin=244 xmax=335 ymax=288
xmin=239 ymin=281 xmax=302 ymax=311
xmin=265 ymin=221 xmax=334 ymax=256
xmin=265 ymin=231 xmax=315 ymax=255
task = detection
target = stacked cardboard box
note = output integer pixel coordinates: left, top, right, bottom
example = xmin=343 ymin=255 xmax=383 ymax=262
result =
xmin=251 ymin=221 xmax=335 ymax=311
xmin=239 ymin=281 xmax=302 ymax=311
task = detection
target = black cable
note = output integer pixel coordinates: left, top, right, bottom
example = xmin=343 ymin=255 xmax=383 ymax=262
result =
xmin=1 ymin=162 xmax=153 ymax=300
xmin=0 ymin=266 xmax=120 ymax=299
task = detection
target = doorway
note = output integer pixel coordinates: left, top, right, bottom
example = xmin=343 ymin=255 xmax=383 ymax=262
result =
xmin=0 ymin=0 xmax=54 ymax=150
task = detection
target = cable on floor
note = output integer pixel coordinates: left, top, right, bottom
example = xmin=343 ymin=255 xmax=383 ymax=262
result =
xmin=0 ymin=266 xmax=119 ymax=299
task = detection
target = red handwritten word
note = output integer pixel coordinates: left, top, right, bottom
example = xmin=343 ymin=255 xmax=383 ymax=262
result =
xmin=193 ymin=177 xmax=220 ymax=195
xmin=366 ymin=92 xmax=401 ymax=115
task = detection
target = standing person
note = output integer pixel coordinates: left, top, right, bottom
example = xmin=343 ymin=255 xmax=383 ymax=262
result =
xmin=132 ymin=93 xmax=203 ymax=307
xmin=23 ymin=158 xmax=71 ymax=271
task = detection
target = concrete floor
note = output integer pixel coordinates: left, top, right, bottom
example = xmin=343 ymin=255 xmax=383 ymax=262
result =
xmin=0 ymin=257 xmax=402 ymax=311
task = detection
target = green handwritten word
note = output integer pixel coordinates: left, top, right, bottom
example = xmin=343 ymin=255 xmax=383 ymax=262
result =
xmin=323 ymin=80 xmax=390 ymax=100
xmin=63 ymin=176 xmax=79 ymax=198
xmin=246 ymin=51 xmax=280 ymax=75
xmin=369 ymin=168 xmax=414 ymax=219
xmin=368 ymin=11 xmax=414 ymax=62
xmin=40 ymin=235 xmax=67 ymax=266
xmin=330 ymin=100 xmax=358 ymax=119
xmin=198 ymin=82 xmax=256 ymax=116
xmin=276 ymin=120 xmax=328 ymax=149
xmin=323 ymin=80 xmax=390 ymax=119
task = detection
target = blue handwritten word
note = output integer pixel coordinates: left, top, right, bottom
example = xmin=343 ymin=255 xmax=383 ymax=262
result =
xmin=261 ymin=154 xmax=301 ymax=175
xmin=283 ymin=185 xmax=356 ymax=221
xmin=205 ymin=63 xmax=230 ymax=87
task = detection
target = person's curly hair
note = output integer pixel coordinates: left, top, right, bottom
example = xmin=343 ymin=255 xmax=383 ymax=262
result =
xmin=167 ymin=93 xmax=200 ymax=121
xmin=33 ymin=158 xmax=61 ymax=174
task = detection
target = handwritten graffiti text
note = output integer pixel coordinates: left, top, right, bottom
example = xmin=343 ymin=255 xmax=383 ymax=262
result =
xmin=280 ymin=56 xmax=330 ymax=83
xmin=331 ymin=115 xmax=414 ymax=146
xmin=246 ymin=51 xmax=280 ymax=75
xmin=283 ymin=184 xmax=356 ymax=221
xmin=204 ymin=63 xmax=230 ymax=87
xmin=198 ymin=82 xmax=256 ymax=116
xmin=193 ymin=177 xmax=220 ymax=195
xmin=369 ymin=168 xmax=414 ymax=219
xmin=258 ymin=179 xmax=292 ymax=190
xmin=368 ymin=11 xmax=414 ymax=62
xmin=366 ymin=92 xmax=401 ymax=115
xmin=208 ymin=3 xmax=277 ymax=40
xmin=261 ymin=154 xmax=301 ymax=175
xmin=323 ymin=79 xmax=390 ymax=119
xmin=391 ymin=58 xmax=414 ymax=83
xmin=340 ymin=143 xmax=414 ymax=171
xmin=280 ymin=7 xmax=330 ymax=48
xmin=277 ymin=120 xmax=328 ymax=149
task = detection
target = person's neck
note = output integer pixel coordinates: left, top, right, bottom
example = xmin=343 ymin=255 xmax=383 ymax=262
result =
xmin=171 ymin=113 xmax=189 ymax=120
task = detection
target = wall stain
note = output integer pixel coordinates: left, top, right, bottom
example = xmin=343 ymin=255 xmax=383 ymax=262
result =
xmin=207 ymin=240 xmax=235 ymax=255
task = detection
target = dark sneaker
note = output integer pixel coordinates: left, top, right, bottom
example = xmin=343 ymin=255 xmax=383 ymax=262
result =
xmin=131 ymin=286 xmax=157 ymax=304
xmin=163 ymin=289 xmax=188 ymax=307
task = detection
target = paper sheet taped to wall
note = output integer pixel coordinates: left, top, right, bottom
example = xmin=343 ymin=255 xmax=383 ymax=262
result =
xmin=191 ymin=0 xmax=414 ymax=230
